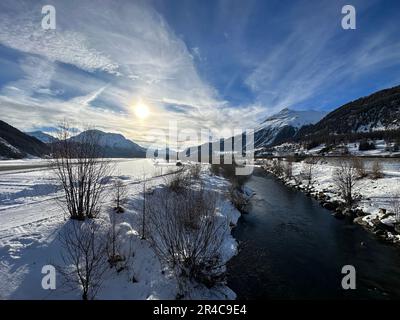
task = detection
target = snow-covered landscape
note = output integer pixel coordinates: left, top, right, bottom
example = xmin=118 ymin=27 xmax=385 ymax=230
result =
xmin=0 ymin=159 xmax=241 ymax=300
xmin=2 ymin=0 xmax=400 ymax=306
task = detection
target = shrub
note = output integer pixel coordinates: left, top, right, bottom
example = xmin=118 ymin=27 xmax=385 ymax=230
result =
xmin=165 ymin=169 xmax=191 ymax=192
xmin=284 ymin=158 xmax=293 ymax=179
xmin=188 ymin=164 xmax=202 ymax=179
xmin=351 ymin=157 xmax=367 ymax=179
xmin=112 ymin=178 xmax=128 ymax=213
xmin=333 ymin=160 xmax=359 ymax=208
xmin=59 ymin=220 xmax=108 ymax=300
xmin=271 ymin=159 xmax=284 ymax=177
xmin=371 ymin=160 xmax=384 ymax=179
xmin=146 ymin=186 xmax=226 ymax=295
xmin=210 ymin=164 xmax=220 ymax=176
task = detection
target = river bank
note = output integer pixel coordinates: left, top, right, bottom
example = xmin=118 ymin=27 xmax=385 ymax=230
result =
xmin=261 ymin=158 xmax=400 ymax=246
xmin=226 ymin=168 xmax=400 ymax=299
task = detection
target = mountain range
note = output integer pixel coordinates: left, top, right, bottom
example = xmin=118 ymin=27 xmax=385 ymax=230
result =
xmin=1 ymin=85 xmax=400 ymax=159
xmin=0 ymin=125 xmax=147 ymax=159
xmin=297 ymin=85 xmax=400 ymax=141
xmin=0 ymin=121 xmax=49 ymax=159
xmin=69 ymin=130 xmax=146 ymax=158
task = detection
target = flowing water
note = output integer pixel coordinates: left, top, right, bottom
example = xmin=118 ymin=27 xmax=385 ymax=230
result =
xmin=227 ymin=168 xmax=400 ymax=299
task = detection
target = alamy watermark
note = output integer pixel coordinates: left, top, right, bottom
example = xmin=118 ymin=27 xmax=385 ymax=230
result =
xmin=41 ymin=5 xmax=56 ymax=30
xmin=41 ymin=265 xmax=56 ymax=290
xmin=341 ymin=5 xmax=356 ymax=30
xmin=341 ymin=265 xmax=356 ymax=290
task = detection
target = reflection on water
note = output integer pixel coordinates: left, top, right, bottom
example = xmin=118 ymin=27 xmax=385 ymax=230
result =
xmin=227 ymin=169 xmax=400 ymax=299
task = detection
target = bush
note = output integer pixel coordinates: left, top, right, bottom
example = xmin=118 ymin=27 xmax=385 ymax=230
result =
xmin=300 ymin=158 xmax=318 ymax=189
xmin=50 ymin=124 xmax=113 ymax=220
xmin=271 ymin=159 xmax=284 ymax=177
xmin=371 ymin=160 xmax=384 ymax=179
xmin=146 ymin=186 xmax=226 ymax=295
xmin=352 ymin=157 xmax=367 ymax=179
xmin=284 ymin=158 xmax=293 ymax=179
xmin=229 ymin=184 xmax=248 ymax=213
xmin=210 ymin=164 xmax=220 ymax=176
xmin=390 ymin=194 xmax=400 ymax=223
xmin=165 ymin=169 xmax=191 ymax=192
xmin=112 ymin=178 xmax=128 ymax=213
xmin=188 ymin=164 xmax=201 ymax=179
xmin=209 ymin=162 xmax=250 ymax=187
xmin=333 ymin=160 xmax=359 ymax=208
xmin=59 ymin=220 xmax=108 ymax=300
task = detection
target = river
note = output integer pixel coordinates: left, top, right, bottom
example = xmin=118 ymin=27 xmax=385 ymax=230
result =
xmin=226 ymin=168 xmax=400 ymax=299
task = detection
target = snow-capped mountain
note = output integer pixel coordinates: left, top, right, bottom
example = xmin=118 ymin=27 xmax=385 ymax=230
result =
xmin=0 ymin=120 xmax=49 ymax=159
xmin=26 ymin=131 xmax=58 ymax=144
xmin=254 ymin=108 xmax=326 ymax=147
xmin=70 ymin=129 xmax=146 ymax=158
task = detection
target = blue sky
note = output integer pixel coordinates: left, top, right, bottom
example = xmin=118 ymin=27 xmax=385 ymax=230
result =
xmin=0 ymin=0 xmax=399 ymax=146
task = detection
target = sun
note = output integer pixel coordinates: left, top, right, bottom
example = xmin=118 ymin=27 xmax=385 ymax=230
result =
xmin=134 ymin=102 xmax=150 ymax=119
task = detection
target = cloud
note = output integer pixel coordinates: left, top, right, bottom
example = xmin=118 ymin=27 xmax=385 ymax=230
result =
xmin=0 ymin=2 xmax=119 ymax=74
xmin=0 ymin=0 xmax=240 ymax=147
xmin=244 ymin=0 xmax=400 ymax=113
xmin=1 ymin=0 xmax=399 ymax=149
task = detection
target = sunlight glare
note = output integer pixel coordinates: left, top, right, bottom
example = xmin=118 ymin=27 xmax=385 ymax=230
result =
xmin=134 ymin=102 xmax=150 ymax=119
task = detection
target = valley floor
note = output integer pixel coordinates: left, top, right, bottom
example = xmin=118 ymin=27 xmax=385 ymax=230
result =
xmin=0 ymin=160 xmax=240 ymax=300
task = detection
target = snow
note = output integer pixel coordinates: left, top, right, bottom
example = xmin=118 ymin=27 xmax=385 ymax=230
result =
xmin=269 ymin=139 xmax=400 ymax=157
xmin=0 ymin=137 xmax=22 ymax=155
xmin=254 ymin=108 xmax=326 ymax=148
xmin=70 ymin=130 xmax=144 ymax=151
xmin=0 ymin=159 xmax=241 ymax=300
xmin=271 ymin=158 xmax=400 ymax=242
xmin=257 ymin=108 xmax=326 ymax=131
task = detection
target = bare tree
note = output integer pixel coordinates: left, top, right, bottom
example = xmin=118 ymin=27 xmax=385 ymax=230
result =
xmin=271 ymin=159 xmax=284 ymax=177
xmin=146 ymin=185 xmax=226 ymax=296
xmin=50 ymin=123 xmax=113 ymax=220
xmin=141 ymin=176 xmax=147 ymax=240
xmin=284 ymin=157 xmax=293 ymax=179
xmin=333 ymin=160 xmax=359 ymax=208
xmin=352 ymin=157 xmax=367 ymax=179
xmin=112 ymin=178 xmax=128 ymax=213
xmin=300 ymin=157 xmax=318 ymax=190
xmin=59 ymin=220 xmax=108 ymax=300
xmin=390 ymin=194 xmax=400 ymax=223
xmin=371 ymin=160 xmax=384 ymax=179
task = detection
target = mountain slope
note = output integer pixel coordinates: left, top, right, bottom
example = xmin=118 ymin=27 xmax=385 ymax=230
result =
xmin=26 ymin=131 xmax=58 ymax=143
xmin=298 ymin=85 xmax=400 ymax=140
xmin=0 ymin=120 xmax=49 ymax=159
xmin=254 ymin=108 xmax=326 ymax=147
xmin=70 ymin=129 xmax=146 ymax=158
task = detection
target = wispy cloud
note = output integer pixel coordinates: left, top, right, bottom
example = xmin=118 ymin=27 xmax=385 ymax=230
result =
xmin=0 ymin=0 xmax=399 ymax=147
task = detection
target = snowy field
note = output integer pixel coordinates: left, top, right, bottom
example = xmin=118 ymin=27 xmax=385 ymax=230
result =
xmin=0 ymin=159 xmax=240 ymax=300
